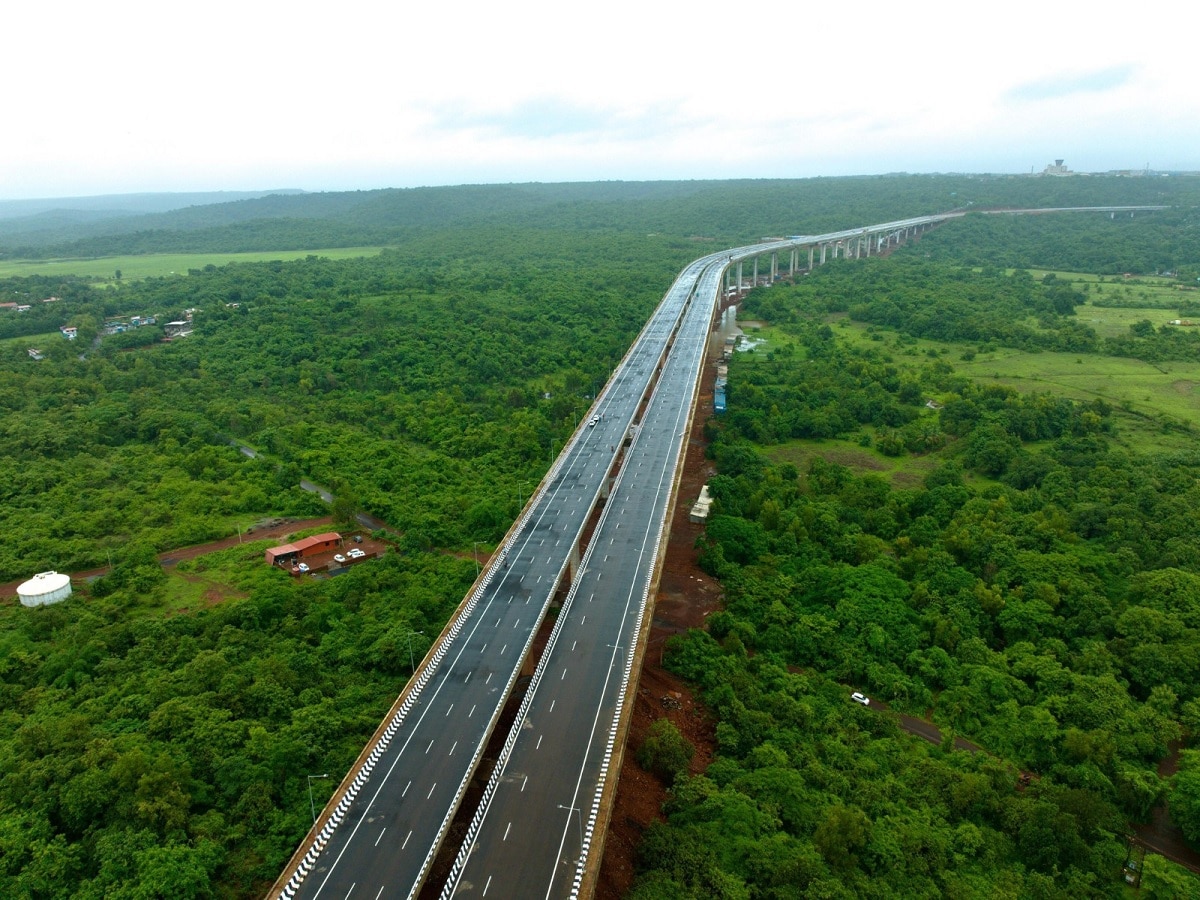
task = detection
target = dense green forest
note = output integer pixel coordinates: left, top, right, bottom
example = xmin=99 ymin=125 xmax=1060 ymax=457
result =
xmin=0 ymin=223 xmax=684 ymax=896
xmin=631 ymin=229 xmax=1200 ymax=897
xmin=0 ymin=230 xmax=683 ymax=581
xmin=3 ymin=174 xmax=1198 ymax=259
xmin=3 ymin=176 xmax=1200 ymax=897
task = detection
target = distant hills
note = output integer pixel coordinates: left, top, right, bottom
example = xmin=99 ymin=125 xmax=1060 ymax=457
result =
xmin=0 ymin=190 xmax=306 ymax=221
xmin=0 ymin=190 xmax=307 ymax=252
xmin=0 ymin=175 xmax=1194 ymax=260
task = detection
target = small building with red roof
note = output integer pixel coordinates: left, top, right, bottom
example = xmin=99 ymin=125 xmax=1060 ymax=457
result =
xmin=265 ymin=532 xmax=342 ymax=566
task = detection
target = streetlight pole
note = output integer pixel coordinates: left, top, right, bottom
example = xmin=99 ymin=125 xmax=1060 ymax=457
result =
xmin=307 ymin=773 xmax=329 ymax=824
xmin=473 ymin=541 xmax=480 ymax=579
xmin=405 ymin=630 xmax=424 ymax=674
xmin=558 ymin=803 xmax=584 ymax=854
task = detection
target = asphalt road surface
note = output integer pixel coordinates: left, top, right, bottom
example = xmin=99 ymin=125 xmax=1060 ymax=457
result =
xmin=442 ymin=261 xmax=723 ymax=899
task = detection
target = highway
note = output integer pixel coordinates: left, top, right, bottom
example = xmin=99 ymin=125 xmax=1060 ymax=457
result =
xmin=275 ymin=206 xmax=1157 ymax=900
xmin=281 ymin=259 xmax=715 ymax=900
xmin=441 ymin=258 xmax=724 ymax=899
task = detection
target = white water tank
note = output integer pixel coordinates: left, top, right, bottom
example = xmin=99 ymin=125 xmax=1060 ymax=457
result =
xmin=16 ymin=571 xmax=72 ymax=607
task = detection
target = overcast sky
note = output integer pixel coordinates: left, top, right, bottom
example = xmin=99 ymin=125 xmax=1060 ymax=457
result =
xmin=3 ymin=0 xmax=1194 ymax=200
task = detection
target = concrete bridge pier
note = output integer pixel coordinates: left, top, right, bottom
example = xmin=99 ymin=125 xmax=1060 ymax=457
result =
xmin=566 ymin=540 xmax=582 ymax=584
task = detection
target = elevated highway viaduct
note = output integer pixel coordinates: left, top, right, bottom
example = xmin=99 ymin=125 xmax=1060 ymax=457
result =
xmin=271 ymin=205 xmax=1165 ymax=900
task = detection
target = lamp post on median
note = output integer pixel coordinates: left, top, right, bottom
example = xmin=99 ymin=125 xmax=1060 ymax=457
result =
xmin=307 ymin=773 xmax=329 ymax=824
xmin=558 ymin=803 xmax=584 ymax=855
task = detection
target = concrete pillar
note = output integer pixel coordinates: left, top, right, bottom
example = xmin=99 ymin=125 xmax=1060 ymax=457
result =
xmin=809 ymin=246 xmax=815 ymax=269
xmin=752 ymin=256 xmax=758 ymax=285
xmin=770 ymin=252 xmax=777 ymax=283
xmin=736 ymin=261 xmax=743 ymax=291
xmin=567 ymin=541 xmax=581 ymax=583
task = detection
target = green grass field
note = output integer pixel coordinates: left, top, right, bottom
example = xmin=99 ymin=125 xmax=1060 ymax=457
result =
xmin=763 ymin=437 xmax=944 ymax=490
xmin=1026 ymin=269 xmax=1200 ymax=316
xmin=1077 ymin=302 xmax=1200 ymax=339
xmin=0 ymin=247 xmax=387 ymax=281
xmin=735 ymin=293 xmax=1200 ymax=478
xmin=0 ymin=330 xmax=61 ymax=349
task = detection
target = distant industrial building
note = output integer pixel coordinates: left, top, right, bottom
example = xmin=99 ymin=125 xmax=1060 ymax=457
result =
xmin=1042 ymin=159 xmax=1073 ymax=176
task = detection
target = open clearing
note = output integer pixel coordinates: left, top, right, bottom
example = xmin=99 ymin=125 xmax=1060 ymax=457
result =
xmin=738 ymin=304 xmax=1200 ymax=472
xmin=0 ymin=330 xmax=61 ymax=349
xmin=0 ymin=247 xmax=386 ymax=281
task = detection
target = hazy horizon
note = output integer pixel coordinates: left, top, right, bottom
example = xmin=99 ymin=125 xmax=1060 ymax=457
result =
xmin=5 ymin=0 xmax=1195 ymax=202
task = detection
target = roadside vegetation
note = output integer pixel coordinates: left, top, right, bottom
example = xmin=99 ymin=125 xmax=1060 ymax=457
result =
xmin=0 ymin=225 xmax=680 ymax=896
xmin=633 ymin=241 xmax=1200 ymax=897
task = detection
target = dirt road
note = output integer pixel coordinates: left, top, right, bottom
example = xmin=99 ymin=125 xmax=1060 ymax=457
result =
xmin=2 ymin=517 xmax=335 ymax=600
